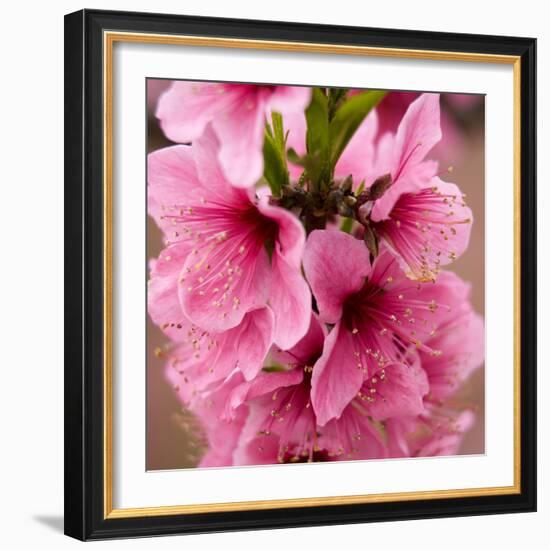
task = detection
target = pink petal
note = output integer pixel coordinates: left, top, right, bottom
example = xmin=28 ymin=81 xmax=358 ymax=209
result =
xmin=147 ymin=145 xmax=202 ymax=236
xmin=228 ymin=368 xmax=304 ymax=415
xmin=370 ymin=93 xmax=442 ymax=222
xmin=385 ymin=417 xmax=416 ymax=458
xmin=164 ymin=308 xmax=273 ymax=398
xmin=423 ymin=310 xmax=484 ymax=399
xmin=147 ymin=242 xmax=194 ymax=340
xmin=233 ymin=409 xmax=281 ymax=466
xmin=311 ymin=321 xmax=365 ymax=426
xmin=303 ymin=230 xmax=371 ymax=324
xmin=163 ymin=342 xmax=236 ymax=407
xmin=257 ymin=197 xmax=311 ymax=348
xmin=234 ymin=369 xmax=303 ymax=464
xmin=392 ymin=93 xmax=442 ymax=179
xmin=212 ymin=95 xmax=267 ymax=188
xmin=199 ymin=307 xmax=273 ymax=385
xmin=198 ymin=449 xmax=235 ymax=468
xmin=284 ymin=109 xmax=307 ymax=181
xmin=192 ymin=375 xmax=250 ymax=468
xmin=233 ymin=431 xmax=282 ymax=466
xmin=375 ymin=91 xmax=420 ymax=136
xmin=371 ymin=159 xmax=438 ymax=222
xmin=148 ymin=129 xmax=250 ymax=239
xmin=371 ymin=131 xmax=395 ymax=177
xmin=360 ymin=359 xmax=429 ymax=420
xmin=268 ymin=86 xmax=312 ymax=115
xmin=272 ymin=313 xmax=326 ymax=368
xmin=421 ymin=273 xmax=484 ymax=399
xmin=178 ymin=236 xmax=272 ymax=333
xmin=164 ymin=343 xmax=228 ymax=399
xmin=416 ymin=409 xmax=476 ymax=457
xmin=156 ymin=81 xmax=239 ymax=144
xmin=191 ymin=126 xmax=253 ymax=203
xmin=335 ymin=110 xmax=379 ymax=186
xmin=230 ymin=307 xmax=276 ymax=381
xmin=269 ymin=249 xmax=311 ymax=349
xmin=257 ymin=195 xmax=306 ymax=267
xmin=321 ymin=406 xmax=388 ymax=460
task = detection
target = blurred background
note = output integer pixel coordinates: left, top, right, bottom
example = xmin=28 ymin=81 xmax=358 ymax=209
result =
xmin=146 ymin=80 xmax=485 ymax=470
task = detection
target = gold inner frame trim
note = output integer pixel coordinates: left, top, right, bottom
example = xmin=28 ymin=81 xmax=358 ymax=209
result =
xmin=103 ymin=30 xmax=522 ymax=520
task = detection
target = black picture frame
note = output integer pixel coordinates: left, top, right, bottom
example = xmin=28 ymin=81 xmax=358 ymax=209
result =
xmin=64 ymin=8 xmax=537 ymax=541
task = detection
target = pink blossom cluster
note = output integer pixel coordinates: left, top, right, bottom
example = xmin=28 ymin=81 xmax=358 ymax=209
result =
xmin=148 ymin=82 xmax=484 ymax=466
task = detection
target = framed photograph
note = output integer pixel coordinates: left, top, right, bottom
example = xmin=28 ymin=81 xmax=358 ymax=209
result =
xmin=64 ymin=9 xmax=536 ymax=540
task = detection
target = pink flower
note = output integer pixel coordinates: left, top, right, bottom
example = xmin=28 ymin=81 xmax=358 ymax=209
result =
xmin=160 ymin=306 xmax=274 ymax=390
xmin=148 ymin=126 xmax=311 ymax=350
xmin=419 ymin=272 xmax=485 ymax=401
xmin=372 ymin=177 xmax=473 ymax=281
xmin=156 ymin=82 xmax=311 ymax=188
xmin=228 ymin=313 xmax=429 ymax=465
xmin=149 ymin=222 xmax=275 ymax=390
xmin=361 ymin=94 xmax=473 ymax=281
xmin=365 ymin=90 xmax=470 ymax=165
xmin=366 ymin=93 xmax=442 ymax=221
xmin=167 ymin=371 xmax=249 ymax=468
xmin=414 ymin=407 xmax=476 ymax=457
xmin=303 ymin=230 xmax=465 ymax=426
xmin=386 ymin=406 xmax=476 ymax=458
xmin=228 ymin=315 xmax=388 ymax=464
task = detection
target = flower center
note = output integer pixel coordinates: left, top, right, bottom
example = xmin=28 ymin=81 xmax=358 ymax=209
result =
xmin=279 ymin=448 xmax=334 ymax=464
xmin=237 ymin=205 xmax=279 ymax=250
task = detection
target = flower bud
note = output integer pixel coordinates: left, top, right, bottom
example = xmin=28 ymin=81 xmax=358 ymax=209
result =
xmin=369 ymin=173 xmax=393 ymax=200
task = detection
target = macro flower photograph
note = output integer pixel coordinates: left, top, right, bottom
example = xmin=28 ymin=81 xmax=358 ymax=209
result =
xmin=146 ymin=80 xmax=485 ymax=470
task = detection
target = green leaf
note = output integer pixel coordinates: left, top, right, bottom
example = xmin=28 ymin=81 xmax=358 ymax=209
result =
xmin=287 ymin=148 xmax=323 ymax=186
xmin=305 ymin=88 xmax=330 ymax=160
xmin=263 ymin=112 xmax=289 ymax=197
xmin=286 ymin=147 xmax=303 ymax=166
xmin=340 ymin=217 xmax=354 ymax=234
xmin=262 ymin=364 xmax=287 ymax=373
xmin=263 ymin=135 xmax=285 ymax=197
xmin=328 ymin=87 xmax=349 ymax=119
xmin=271 ymin=111 xmax=286 ymax=145
xmin=329 ymin=90 xmax=386 ymax=165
